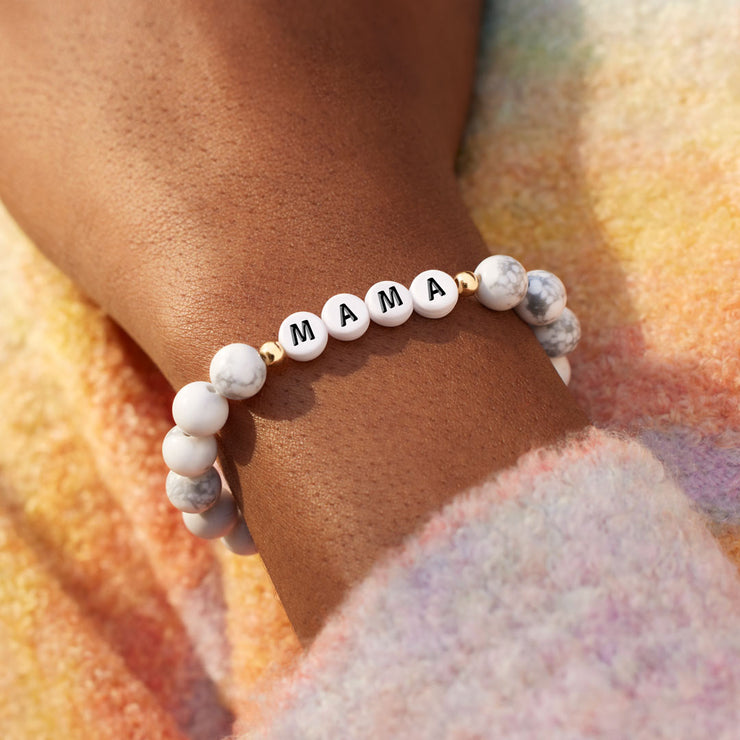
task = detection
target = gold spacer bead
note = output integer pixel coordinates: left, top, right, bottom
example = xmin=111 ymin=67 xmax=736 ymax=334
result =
xmin=259 ymin=340 xmax=285 ymax=366
xmin=454 ymin=270 xmax=480 ymax=296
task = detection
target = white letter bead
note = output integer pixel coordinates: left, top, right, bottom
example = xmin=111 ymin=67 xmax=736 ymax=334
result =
xmin=182 ymin=489 xmax=239 ymax=539
xmin=209 ymin=343 xmax=266 ymax=400
xmin=166 ymin=468 xmax=222 ymax=513
xmin=514 ymin=270 xmax=567 ymax=326
xmin=172 ymin=381 xmax=230 ymax=436
xmin=533 ymin=308 xmax=581 ymax=357
xmin=278 ymin=311 xmax=329 ymax=361
xmin=365 ymin=280 xmax=413 ymax=327
xmin=321 ymin=293 xmax=370 ymax=341
xmin=162 ymin=426 xmax=218 ymax=477
xmin=475 ymin=255 xmax=528 ymax=311
xmin=551 ymin=355 xmax=572 ymax=386
xmin=222 ymin=517 xmax=258 ymax=556
xmin=409 ymin=270 xmax=458 ymax=318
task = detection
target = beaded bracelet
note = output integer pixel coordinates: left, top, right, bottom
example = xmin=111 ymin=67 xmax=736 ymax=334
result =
xmin=161 ymin=255 xmax=581 ymax=556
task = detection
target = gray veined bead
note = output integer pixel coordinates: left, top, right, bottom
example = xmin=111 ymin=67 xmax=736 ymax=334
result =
xmin=172 ymin=381 xmax=230 ymax=436
xmin=182 ymin=488 xmax=239 ymax=539
xmin=533 ymin=307 xmax=581 ymax=357
xmin=209 ymin=343 xmax=267 ymax=400
xmin=514 ymin=270 xmax=567 ymax=326
xmin=222 ymin=517 xmax=258 ymax=556
xmin=166 ymin=467 xmax=222 ymax=514
xmin=475 ymin=255 xmax=528 ymax=311
xmin=162 ymin=425 xmax=218 ymax=477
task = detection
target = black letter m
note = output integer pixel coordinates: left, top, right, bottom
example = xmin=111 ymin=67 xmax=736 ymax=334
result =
xmin=290 ymin=320 xmax=316 ymax=346
xmin=378 ymin=286 xmax=403 ymax=313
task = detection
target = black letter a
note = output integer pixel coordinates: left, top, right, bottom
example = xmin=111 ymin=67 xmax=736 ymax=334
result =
xmin=339 ymin=303 xmax=358 ymax=327
xmin=427 ymin=277 xmax=446 ymax=301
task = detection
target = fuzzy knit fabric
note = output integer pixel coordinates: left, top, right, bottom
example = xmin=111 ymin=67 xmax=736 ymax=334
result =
xmin=250 ymin=429 xmax=740 ymax=738
xmin=0 ymin=0 xmax=738 ymax=738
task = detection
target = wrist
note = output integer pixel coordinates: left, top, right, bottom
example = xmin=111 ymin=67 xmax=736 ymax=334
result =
xmin=148 ymin=167 xmax=489 ymax=385
xmin=155 ymin=189 xmax=589 ymax=642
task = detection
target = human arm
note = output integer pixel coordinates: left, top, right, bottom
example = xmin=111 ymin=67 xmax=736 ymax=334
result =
xmin=0 ymin=0 xmax=588 ymax=643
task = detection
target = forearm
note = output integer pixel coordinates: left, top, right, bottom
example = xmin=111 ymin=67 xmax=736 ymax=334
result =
xmin=135 ymin=161 xmax=589 ymax=643
xmin=0 ymin=0 xmax=588 ymax=644
xmin=210 ymin=200 xmax=587 ymax=644
xmin=113 ymin=177 xmax=589 ymax=644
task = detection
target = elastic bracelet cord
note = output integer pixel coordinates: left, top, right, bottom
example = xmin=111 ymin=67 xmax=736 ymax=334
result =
xmin=161 ymin=255 xmax=581 ymax=556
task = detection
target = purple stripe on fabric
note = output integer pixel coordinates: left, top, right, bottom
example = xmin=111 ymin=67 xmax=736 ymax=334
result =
xmin=640 ymin=427 xmax=740 ymax=524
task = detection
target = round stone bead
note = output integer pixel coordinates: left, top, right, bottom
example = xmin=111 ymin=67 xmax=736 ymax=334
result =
xmin=278 ymin=311 xmax=329 ymax=361
xmin=321 ymin=293 xmax=370 ymax=341
xmin=182 ymin=489 xmax=239 ymax=539
xmin=222 ymin=517 xmax=258 ymax=556
xmin=409 ymin=269 xmax=458 ymax=319
xmin=162 ymin=426 xmax=218 ymax=477
xmin=514 ymin=270 xmax=567 ymax=326
xmin=551 ymin=355 xmax=572 ymax=386
xmin=365 ymin=280 xmax=414 ymax=327
xmin=209 ymin=343 xmax=266 ymax=400
xmin=172 ymin=381 xmax=230 ymax=437
xmin=475 ymin=255 xmax=529 ymax=311
xmin=533 ymin=308 xmax=581 ymax=357
xmin=166 ymin=467 xmax=221 ymax=513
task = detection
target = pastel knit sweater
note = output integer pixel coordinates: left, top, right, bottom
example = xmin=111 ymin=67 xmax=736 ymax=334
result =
xmin=252 ymin=430 xmax=740 ymax=738
xmin=0 ymin=0 xmax=738 ymax=738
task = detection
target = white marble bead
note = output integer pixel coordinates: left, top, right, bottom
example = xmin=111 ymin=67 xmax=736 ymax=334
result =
xmin=222 ymin=517 xmax=258 ymax=556
xmin=533 ymin=307 xmax=581 ymax=357
xmin=551 ymin=355 xmax=572 ymax=386
xmin=182 ymin=488 xmax=239 ymax=539
xmin=365 ymin=280 xmax=414 ymax=327
xmin=321 ymin=293 xmax=371 ymax=341
xmin=166 ymin=467 xmax=221 ymax=513
xmin=172 ymin=381 xmax=230 ymax=437
xmin=209 ymin=343 xmax=266 ymax=400
xmin=409 ymin=269 xmax=458 ymax=319
xmin=514 ymin=270 xmax=567 ymax=326
xmin=278 ymin=311 xmax=329 ymax=361
xmin=162 ymin=426 xmax=218 ymax=477
xmin=475 ymin=255 xmax=529 ymax=311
